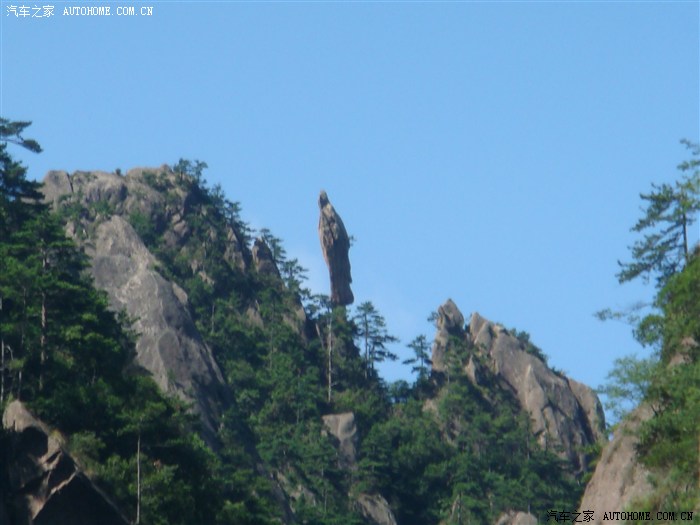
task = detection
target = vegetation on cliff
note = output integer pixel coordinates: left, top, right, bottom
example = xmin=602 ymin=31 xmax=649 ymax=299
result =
xmin=598 ymin=140 xmax=700 ymax=517
xmin=2 ymin=118 xmax=595 ymax=524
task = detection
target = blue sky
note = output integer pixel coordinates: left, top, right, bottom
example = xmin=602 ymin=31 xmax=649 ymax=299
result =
xmin=2 ymin=1 xmax=699 ymax=412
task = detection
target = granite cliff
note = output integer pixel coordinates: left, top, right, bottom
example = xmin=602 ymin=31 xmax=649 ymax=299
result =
xmin=431 ymin=299 xmax=606 ymax=475
xmin=42 ymin=168 xmax=234 ymax=448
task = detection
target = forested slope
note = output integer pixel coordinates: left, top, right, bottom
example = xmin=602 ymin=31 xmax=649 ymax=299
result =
xmin=1 ymin=119 xmax=606 ymax=525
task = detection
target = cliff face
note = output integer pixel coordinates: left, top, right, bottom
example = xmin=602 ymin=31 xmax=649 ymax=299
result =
xmin=431 ymin=299 xmax=606 ymax=475
xmin=1 ymin=401 xmax=129 ymax=525
xmin=42 ymin=168 xmax=232 ymax=447
xmin=578 ymin=406 xmax=654 ymax=522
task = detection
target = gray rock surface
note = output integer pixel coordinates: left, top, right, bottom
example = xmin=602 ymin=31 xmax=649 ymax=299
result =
xmin=494 ymin=511 xmax=538 ymax=525
xmin=318 ymin=190 xmax=354 ymax=306
xmin=322 ymin=412 xmax=398 ymax=525
xmin=578 ymin=405 xmax=653 ymax=523
xmin=2 ymin=401 xmax=129 ymax=525
xmin=322 ymin=412 xmax=357 ymax=469
xmin=88 ymin=215 xmax=228 ymax=445
xmin=431 ymin=298 xmax=465 ymax=372
xmin=252 ymin=237 xmax=281 ymax=278
xmin=42 ymin=168 xmax=232 ymax=447
xmin=355 ymin=493 xmax=398 ymax=525
xmin=432 ymin=299 xmax=606 ymax=474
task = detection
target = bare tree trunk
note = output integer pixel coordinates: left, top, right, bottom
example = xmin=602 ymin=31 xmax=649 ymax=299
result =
xmin=682 ymin=212 xmax=689 ymax=262
xmin=327 ymin=314 xmax=333 ymax=403
xmin=136 ymin=431 xmax=141 ymax=525
xmin=39 ymin=253 xmax=47 ymax=392
xmin=1 ymin=338 xmax=5 ymax=405
xmin=363 ymin=317 xmax=369 ymax=379
xmin=39 ymin=291 xmax=46 ymax=392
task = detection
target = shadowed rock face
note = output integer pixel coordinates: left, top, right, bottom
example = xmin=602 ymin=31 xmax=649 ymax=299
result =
xmin=2 ymin=401 xmax=129 ymax=525
xmin=431 ymin=299 xmax=606 ymax=475
xmin=318 ymin=191 xmax=353 ymax=306
xmin=578 ymin=405 xmax=653 ymax=523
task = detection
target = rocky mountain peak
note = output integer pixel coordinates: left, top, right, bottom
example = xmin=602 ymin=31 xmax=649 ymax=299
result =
xmin=431 ymin=298 xmax=466 ymax=372
xmin=252 ymin=237 xmax=281 ymax=278
xmin=430 ymin=299 xmax=606 ymax=474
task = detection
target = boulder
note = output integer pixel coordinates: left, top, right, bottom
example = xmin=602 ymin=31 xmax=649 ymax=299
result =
xmin=355 ymin=493 xmax=398 ymax=525
xmin=318 ymin=190 xmax=353 ymax=306
xmin=578 ymin=405 xmax=653 ymax=523
xmin=322 ymin=412 xmax=357 ymax=469
xmin=322 ymin=413 xmax=399 ymax=525
xmin=494 ymin=511 xmax=538 ymax=525
xmin=2 ymin=401 xmax=129 ymax=525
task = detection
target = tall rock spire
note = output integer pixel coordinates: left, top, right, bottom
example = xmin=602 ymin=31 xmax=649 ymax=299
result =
xmin=318 ymin=190 xmax=354 ymax=306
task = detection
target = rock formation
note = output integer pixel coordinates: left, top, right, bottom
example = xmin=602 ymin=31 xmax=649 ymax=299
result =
xmin=322 ymin=412 xmax=398 ymax=525
xmin=431 ymin=299 xmax=606 ymax=474
xmin=252 ymin=237 xmax=281 ymax=278
xmin=2 ymin=401 xmax=129 ymax=525
xmin=355 ymin=493 xmax=398 ymax=525
xmin=42 ymin=168 xmax=233 ymax=448
xmin=87 ymin=215 xmax=229 ymax=446
xmin=431 ymin=298 xmax=465 ymax=372
xmin=318 ymin=190 xmax=354 ymax=306
xmin=578 ymin=405 xmax=653 ymax=523
xmin=321 ymin=412 xmax=358 ymax=470
xmin=494 ymin=511 xmax=538 ymax=525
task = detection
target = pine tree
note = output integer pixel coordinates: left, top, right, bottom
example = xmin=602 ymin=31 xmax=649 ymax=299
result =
xmin=403 ymin=334 xmax=432 ymax=382
xmin=617 ymin=140 xmax=700 ymax=288
xmin=352 ymin=301 xmax=398 ymax=378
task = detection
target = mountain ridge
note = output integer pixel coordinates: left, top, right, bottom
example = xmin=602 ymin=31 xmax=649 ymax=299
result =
xmin=2 ymin=160 xmax=606 ymax=524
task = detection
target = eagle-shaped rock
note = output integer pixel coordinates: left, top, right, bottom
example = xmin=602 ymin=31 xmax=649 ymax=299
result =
xmin=318 ymin=190 xmax=354 ymax=306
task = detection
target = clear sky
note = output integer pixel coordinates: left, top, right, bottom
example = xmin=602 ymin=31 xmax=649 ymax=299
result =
xmin=2 ymin=1 xmax=699 ymax=414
